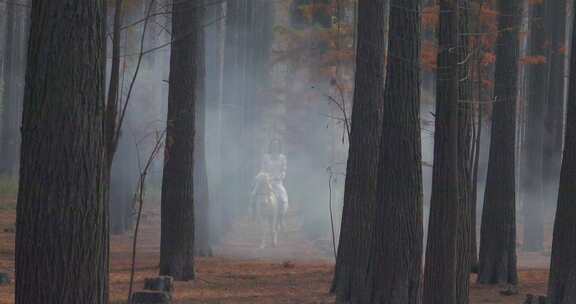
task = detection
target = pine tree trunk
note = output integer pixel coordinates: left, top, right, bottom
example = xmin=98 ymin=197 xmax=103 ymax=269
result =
xmin=330 ymin=0 xmax=387 ymax=302
xmin=244 ymin=0 xmax=274 ymax=203
xmin=423 ymin=1 xmax=460 ymax=303
xmin=372 ymin=0 xmax=424 ymax=300
xmin=478 ymin=0 xmax=521 ymax=285
xmin=522 ymin=0 xmax=547 ymax=253
xmin=204 ymin=0 xmax=226 ymax=244
xmin=547 ymin=7 xmax=576 ymax=302
xmin=107 ymin=0 xmax=131 ymax=236
xmin=0 ymin=2 xmax=28 ymax=176
xmin=456 ymin=0 xmax=473 ymax=300
xmin=220 ymin=0 xmax=250 ymax=232
xmin=332 ymin=0 xmax=423 ymax=302
xmin=159 ymin=0 xmax=203 ymax=281
xmin=542 ymin=0 xmax=567 ymax=209
xmin=15 ymin=1 xmax=107 ymax=303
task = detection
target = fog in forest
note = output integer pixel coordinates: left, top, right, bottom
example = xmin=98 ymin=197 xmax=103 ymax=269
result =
xmin=0 ymin=0 xmax=563 ymax=261
xmin=100 ymin=1 xmax=355 ymax=257
xmin=5 ymin=2 xmax=576 ymax=302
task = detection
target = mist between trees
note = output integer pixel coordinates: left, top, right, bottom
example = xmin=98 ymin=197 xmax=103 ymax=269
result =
xmin=0 ymin=0 xmax=574 ymax=303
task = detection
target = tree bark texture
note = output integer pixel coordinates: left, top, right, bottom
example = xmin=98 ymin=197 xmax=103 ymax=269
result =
xmin=332 ymin=0 xmax=423 ymax=303
xmin=330 ymin=0 xmax=386 ymax=302
xmin=547 ymin=4 xmax=576 ymax=302
xmin=542 ymin=0 xmax=567 ymax=208
xmin=423 ymin=1 xmax=460 ymax=303
xmin=15 ymin=1 xmax=107 ymax=303
xmin=372 ymin=0 xmax=424 ymax=301
xmin=478 ymin=0 xmax=521 ymax=285
xmin=159 ymin=0 xmax=204 ymax=281
xmin=457 ymin=0 xmax=475 ymax=294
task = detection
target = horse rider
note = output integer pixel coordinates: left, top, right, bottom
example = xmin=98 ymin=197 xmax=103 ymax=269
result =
xmin=261 ymin=139 xmax=289 ymax=230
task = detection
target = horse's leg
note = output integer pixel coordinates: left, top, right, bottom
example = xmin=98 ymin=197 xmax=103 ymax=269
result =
xmin=271 ymin=205 xmax=279 ymax=247
xmin=277 ymin=201 xmax=286 ymax=233
xmin=259 ymin=216 xmax=267 ymax=249
xmin=271 ymin=215 xmax=278 ymax=248
xmin=260 ymin=219 xmax=268 ymax=249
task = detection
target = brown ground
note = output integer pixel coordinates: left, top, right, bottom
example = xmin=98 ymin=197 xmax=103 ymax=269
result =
xmin=0 ymin=195 xmax=551 ymax=303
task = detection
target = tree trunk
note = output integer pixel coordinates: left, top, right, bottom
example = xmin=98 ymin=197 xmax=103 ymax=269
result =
xmin=478 ymin=0 xmax=521 ymax=285
xmin=522 ymin=0 xmax=547 ymax=252
xmin=195 ymin=66 xmax=212 ymax=257
xmin=244 ymin=0 xmax=274 ymax=209
xmin=204 ymin=0 xmax=226 ymax=244
xmin=542 ymin=0 xmax=567 ymax=210
xmin=372 ymin=0 xmax=424 ymax=300
xmin=456 ymin=0 xmax=474 ymax=299
xmin=469 ymin=0 xmax=489 ymax=273
xmin=15 ymin=1 xmax=107 ymax=303
xmin=547 ymin=5 xmax=576 ymax=302
xmin=423 ymin=1 xmax=460 ymax=303
xmin=159 ymin=0 xmax=203 ymax=281
xmin=0 ymin=4 xmax=5 ymax=100
xmin=107 ymin=0 xmax=132 ymax=237
xmin=332 ymin=0 xmax=423 ymax=302
xmin=0 ymin=2 xmax=29 ymax=176
xmin=220 ymin=0 xmax=250 ymax=232
xmin=105 ymin=0 xmax=123 ymax=167
xmin=330 ymin=0 xmax=386 ymax=301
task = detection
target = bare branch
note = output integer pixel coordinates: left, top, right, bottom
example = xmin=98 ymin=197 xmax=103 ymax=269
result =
xmin=127 ymin=129 xmax=166 ymax=303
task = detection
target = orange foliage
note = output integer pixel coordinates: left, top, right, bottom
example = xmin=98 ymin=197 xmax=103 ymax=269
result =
xmin=481 ymin=52 xmax=496 ymax=66
xmin=421 ymin=41 xmax=438 ymax=71
xmin=521 ymin=55 xmax=547 ymax=65
xmin=422 ymin=5 xmax=439 ymax=30
xmin=483 ymin=79 xmax=494 ymax=89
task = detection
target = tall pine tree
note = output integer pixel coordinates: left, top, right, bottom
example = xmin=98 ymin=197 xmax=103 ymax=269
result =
xmin=159 ymin=0 xmax=204 ymax=280
xmin=478 ymin=0 xmax=521 ymax=285
xmin=15 ymin=1 xmax=108 ymax=302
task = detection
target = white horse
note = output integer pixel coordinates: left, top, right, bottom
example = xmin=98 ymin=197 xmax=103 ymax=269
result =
xmin=250 ymin=172 xmax=279 ymax=248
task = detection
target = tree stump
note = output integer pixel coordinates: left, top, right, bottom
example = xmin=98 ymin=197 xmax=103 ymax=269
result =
xmin=131 ymin=291 xmax=171 ymax=304
xmin=144 ymin=276 xmax=174 ymax=293
xmin=500 ymin=284 xmax=519 ymax=296
xmin=0 ymin=273 xmax=10 ymax=285
xmin=524 ymin=294 xmax=548 ymax=304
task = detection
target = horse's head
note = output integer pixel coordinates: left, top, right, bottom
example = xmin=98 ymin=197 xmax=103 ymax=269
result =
xmin=251 ymin=172 xmax=277 ymax=218
xmin=253 ymin=172 xmax=275 ymax=201
xmin=254 ymin=172 xmax=272 ymax=187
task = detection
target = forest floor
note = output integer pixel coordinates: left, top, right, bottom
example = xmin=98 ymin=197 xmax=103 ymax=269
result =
xmin=0 ymin=194 xmax=551 ymax=303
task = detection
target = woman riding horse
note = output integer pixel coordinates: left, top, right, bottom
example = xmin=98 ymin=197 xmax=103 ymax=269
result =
xmin=261 ymin=139 xmax=289 ymax=231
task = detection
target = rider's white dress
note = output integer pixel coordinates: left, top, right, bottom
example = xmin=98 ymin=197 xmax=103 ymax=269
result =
xmin=262 ymin=153 xmax=288 ymax=212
